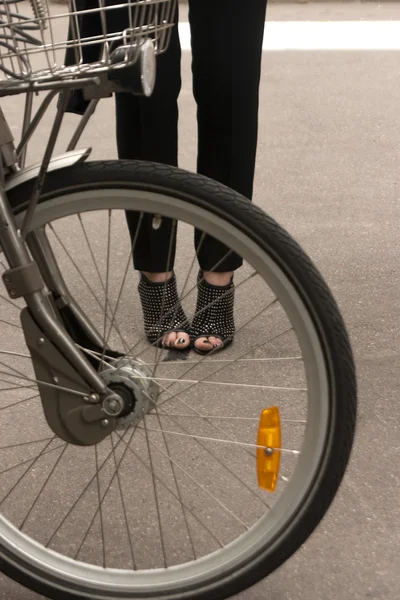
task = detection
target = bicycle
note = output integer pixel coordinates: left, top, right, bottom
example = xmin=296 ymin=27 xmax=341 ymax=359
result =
xmin=0 ymin=1 xmax=357 ymax=599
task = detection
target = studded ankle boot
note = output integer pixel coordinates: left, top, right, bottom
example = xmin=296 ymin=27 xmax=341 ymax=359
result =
xmin=190 ymin=272 xmax=235 ymax=355
xmin=138 ymin=273 xmax=191 ymax=348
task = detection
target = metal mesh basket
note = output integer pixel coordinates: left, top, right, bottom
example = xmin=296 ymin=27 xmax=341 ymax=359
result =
xmin=0 ymin=0 xmax=176 ymax=88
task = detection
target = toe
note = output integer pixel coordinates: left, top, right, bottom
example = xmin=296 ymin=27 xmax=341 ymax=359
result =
xmin=165 ymin=332 xmax=177 ymax=347
xmin=194 ymin=336 xmax=214 ymax=352
xmin=208 ymin=337 xmax=222 ymax=348
xmin=174 ymin=332 xmax=190 ymax=349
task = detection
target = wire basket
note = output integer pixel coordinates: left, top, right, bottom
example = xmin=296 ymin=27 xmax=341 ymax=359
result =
xmin=0 ymin=0 xmax=177 ymax=89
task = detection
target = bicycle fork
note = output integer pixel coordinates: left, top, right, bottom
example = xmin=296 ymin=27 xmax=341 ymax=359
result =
xmin=0 ymin=104 xmax=121 ymax=446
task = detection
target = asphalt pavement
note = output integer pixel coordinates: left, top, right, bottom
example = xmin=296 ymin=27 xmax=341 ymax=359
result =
xmin=0 ymin=1 xmax=399 ymax=599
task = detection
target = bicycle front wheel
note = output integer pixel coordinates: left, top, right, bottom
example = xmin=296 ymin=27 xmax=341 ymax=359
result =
xmin=0 ymin=160 xmax=356 ymax=600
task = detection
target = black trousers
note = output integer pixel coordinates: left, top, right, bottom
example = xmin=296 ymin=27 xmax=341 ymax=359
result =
xmin=116 ymin=0 xmax=267 ymax=273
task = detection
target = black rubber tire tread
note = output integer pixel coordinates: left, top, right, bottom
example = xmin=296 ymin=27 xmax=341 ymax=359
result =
xmin=1 ymin=160 xmax=357 ymax=600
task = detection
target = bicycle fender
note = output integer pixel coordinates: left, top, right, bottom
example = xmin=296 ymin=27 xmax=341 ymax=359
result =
xmin=4 ymin=148 xmax=91 ymax=192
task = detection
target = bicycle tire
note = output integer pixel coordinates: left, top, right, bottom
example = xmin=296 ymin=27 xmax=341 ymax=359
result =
xmin=0 ymin=160 xmax=357 ymax=600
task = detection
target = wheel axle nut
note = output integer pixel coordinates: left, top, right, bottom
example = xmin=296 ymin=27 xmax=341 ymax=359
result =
xmin=102 ymin=394 xmax=124 ymax=416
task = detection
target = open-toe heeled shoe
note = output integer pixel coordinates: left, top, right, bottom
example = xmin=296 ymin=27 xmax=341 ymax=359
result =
xmin=190 ymin=272 xmax=235 ymax=355
xmin=138 ymin=273 xmax=190 ymax=349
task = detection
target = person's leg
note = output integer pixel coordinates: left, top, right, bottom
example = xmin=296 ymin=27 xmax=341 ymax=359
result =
xmin=189 ymin=0 xmax=267 ymax=352
xmin=116 ymin=2 xmax=181 ymax=275
xmin=115 ymin=6 xmax=189 ymax=348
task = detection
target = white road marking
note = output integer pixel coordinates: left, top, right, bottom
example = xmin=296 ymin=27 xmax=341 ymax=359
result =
xmin=178 ymin=21 xmax=400 ymax=51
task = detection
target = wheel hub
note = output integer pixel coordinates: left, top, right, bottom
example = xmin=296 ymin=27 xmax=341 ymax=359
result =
xmin=101 ymin=357 xmax=158 ymax=430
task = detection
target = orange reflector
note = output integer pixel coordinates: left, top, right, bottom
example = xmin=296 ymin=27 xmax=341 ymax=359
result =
xmin=256 ymin=406 xmax=281 ymax=492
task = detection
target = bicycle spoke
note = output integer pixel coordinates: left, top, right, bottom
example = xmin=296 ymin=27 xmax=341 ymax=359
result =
xmin=0 ymin=293 xmax=21 ymax=311
xmin=148 ymin=374 xmax=260 ymax=462
xmin=0 ymin=444 xmax=66 ymax=478
xmin=95 ymin=444 xmax=107 ymax=568
xmin=100 ymin=210 xmax=112 ymax=364
xmin=74 ymin=426 xmax=137 ymax=560
xmin=142 ymin=375 xmax=306 ymax=392
xmin=151 ymin=219 xmax=178 ymax=376
xmin=77 ymin=213 xmax=131 ymax=354
xmin=48 ymin=223 xmax=126 ymax=349
xmin=0 ymin=372 xmax=33 ymax=388
xmin=135 ymin=327 xmax=297 ymax=479
xmin=0 ymin=354 xmax=91 ymax=398
xmin=149 ymin=403 xmax=197 ymax=560
xmin=0 ymin=393 xmax=39 ymax=413
xmin=138 ymin=427 xmax=300 ymax=455
xmin=156 ymin=278 xmax=273 ymax=399
xmin=77 ymin=345 xmax=112 ymax=370
xmin=0 ymin=383 xmax=35 ymax=393
xmin=142 ymin=412 xmax=167 ymax=568
xmin=0 ymin=438 xmax=61 ymax=501
xmin=0 ymin=437 xmax=54 ymax=451
xmin=145 ymin=356 xmax=302 ymax=366
xmin=138 ymin=428 xmax=249 ymax=530
xmin=148 ymin=408 xmax=271 ymax=508
xmin=0 ymin=350 xmax=31 ymax=359
xmin=149 ymin=413 xmax=306 ymax=424
xmin=77 ymin=214 xmax=106 ymax=291
xmin=103 ymin=212 xmax=144 ymax=355
xmin=134 ymin=382 xmax=270 ymax=507
xmin=0 ymin=357 xmax=32 ymax=381
xmin=115 ymin=431 xmax=224 ymax=548
xmin=154 ymin=324 xmax=299 ymax=460
xmin=0 ymin=370 xmax=34 ymax=387
xmin=103 ymin=250 xmax=132 ymax=353
xmin=157 ymin=323 xmax=292 ymax=407
xmin=19 ymin=444 xmax=69 ymax=531
xmin=46 ymin=427 xmax=133 ymax=549
xmin=0 ymin=319 xmax=22 ymax=330
xmin=0 ymin=369 xmax=88 ymax=398
xmin=110 ymin=433 xmax=136 ymax=569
